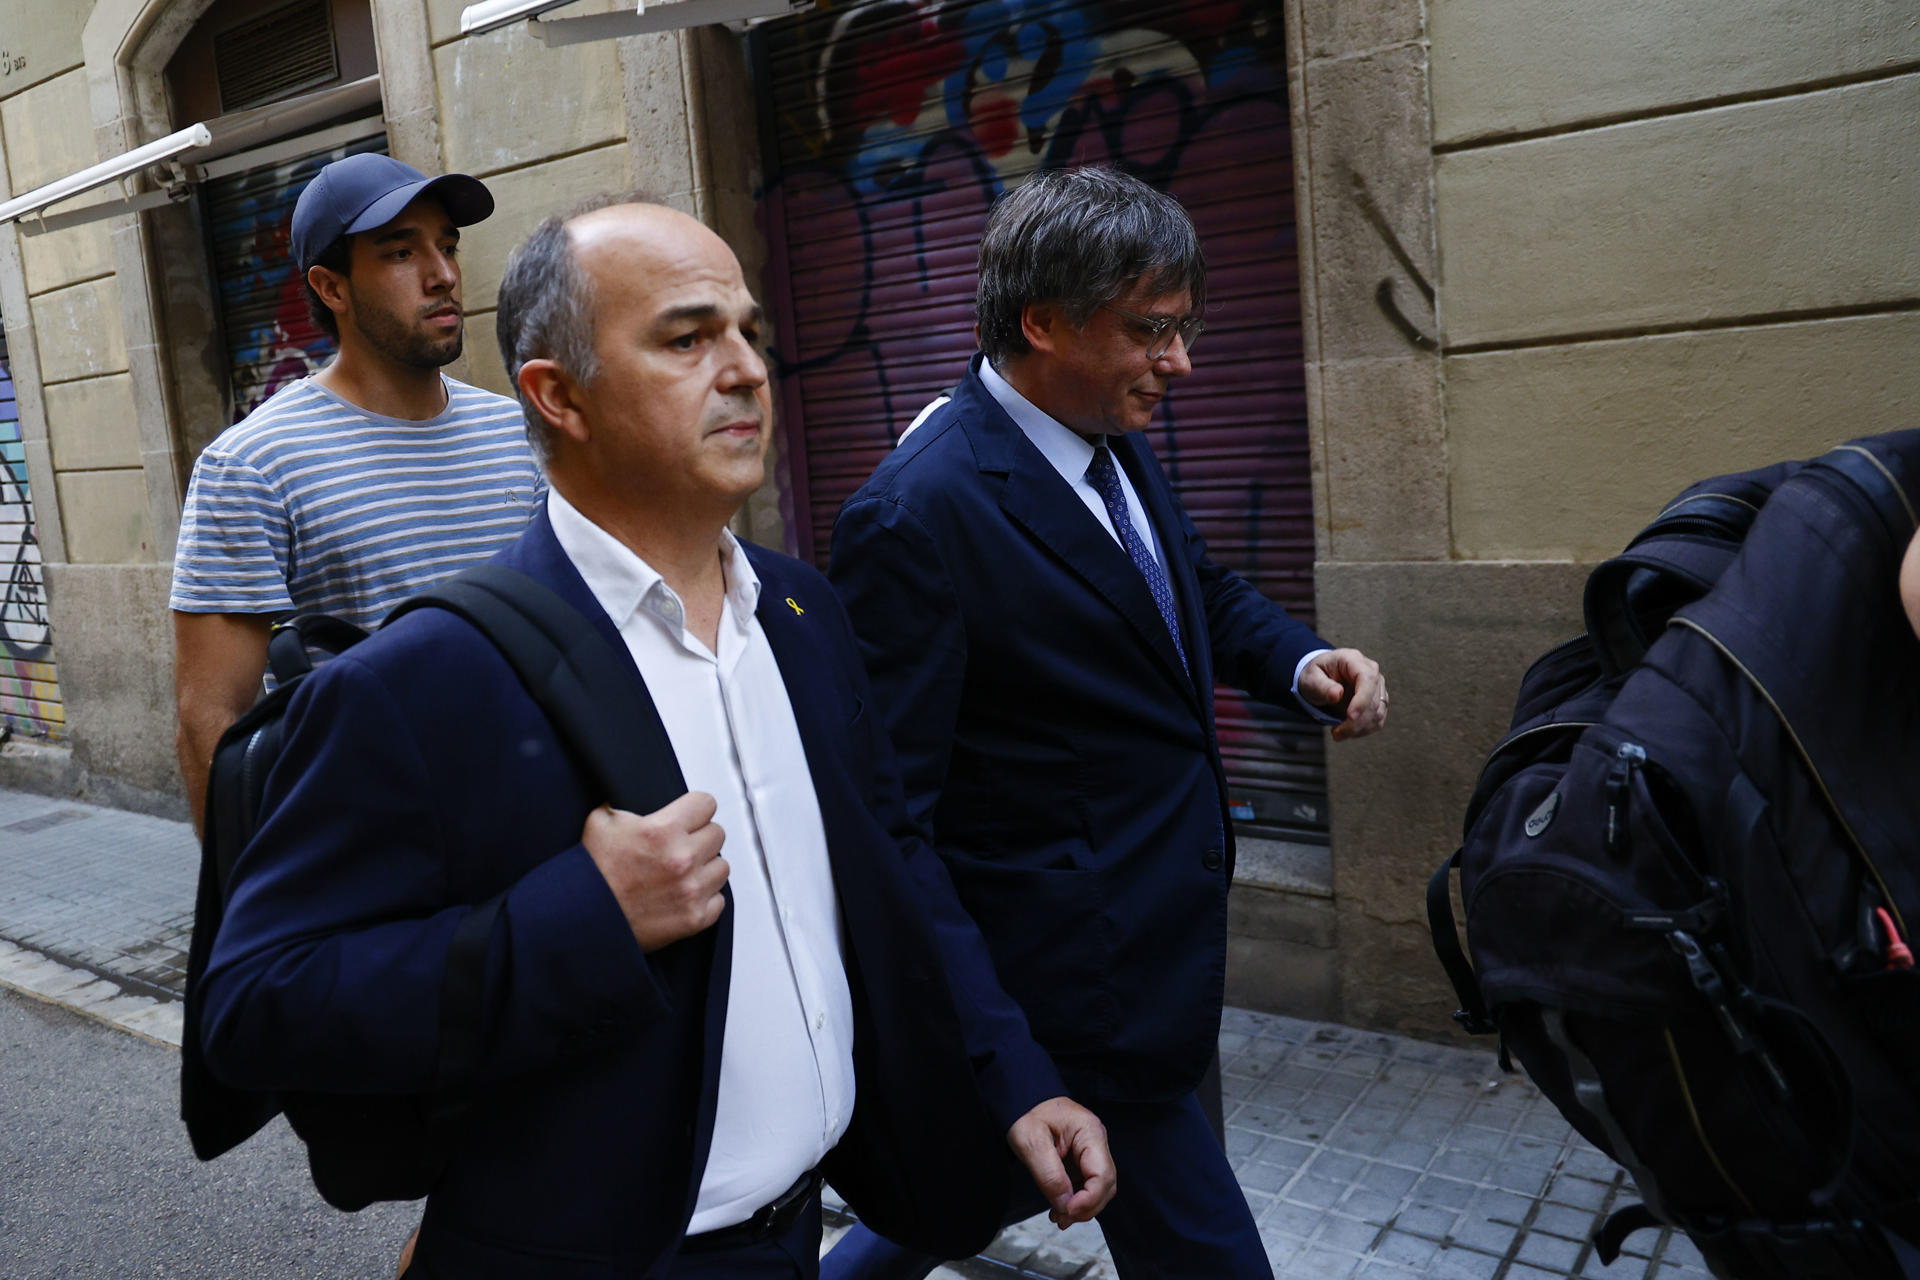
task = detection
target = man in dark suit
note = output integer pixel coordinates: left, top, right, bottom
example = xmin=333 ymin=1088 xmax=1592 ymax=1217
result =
xmin=823 ymin=167 xmax=1388 ymax=1279
xmin=196 ymin=197 xmax=1114 ymax=1279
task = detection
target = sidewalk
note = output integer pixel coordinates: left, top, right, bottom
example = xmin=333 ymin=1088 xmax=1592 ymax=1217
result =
xmin=0 ymin=786 xmax=1709 ymax=1280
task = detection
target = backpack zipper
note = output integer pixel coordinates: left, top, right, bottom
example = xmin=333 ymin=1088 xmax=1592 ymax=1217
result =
xmin=1604 ymin=741 xmax=1646 ymax=858
xmin=1670 ymin=615 xmax=1904 ymax=936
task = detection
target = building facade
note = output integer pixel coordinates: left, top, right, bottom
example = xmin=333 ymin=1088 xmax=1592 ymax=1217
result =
xmin=0 ymin=0 xmax=1910 ymax=1036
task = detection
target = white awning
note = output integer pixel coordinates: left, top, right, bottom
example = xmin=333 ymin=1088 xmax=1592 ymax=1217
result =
xmin=0 ymin=75 xmax=384 ymax=235
xmin=461 ymin=0 xmax=803 ymax=46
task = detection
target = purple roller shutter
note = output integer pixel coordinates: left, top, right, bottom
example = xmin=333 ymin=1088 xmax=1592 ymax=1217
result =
xmin=756 ymin=0 xmax=1327 ymax=840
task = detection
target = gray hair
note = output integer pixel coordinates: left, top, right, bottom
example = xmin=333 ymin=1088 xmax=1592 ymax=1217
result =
xmin=975 ymin=166 xmax=1207 ymax=363
xmin=495 ymin=191 xmax=650 ymax=462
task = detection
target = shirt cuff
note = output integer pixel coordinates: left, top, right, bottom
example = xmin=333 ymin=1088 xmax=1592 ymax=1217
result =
xmin=1291 ymin=648 xmax=1343 ymax=724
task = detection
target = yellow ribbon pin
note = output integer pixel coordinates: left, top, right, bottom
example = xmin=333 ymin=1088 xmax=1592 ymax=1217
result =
xmin=786 ymin=597 xmax=805 ymax=616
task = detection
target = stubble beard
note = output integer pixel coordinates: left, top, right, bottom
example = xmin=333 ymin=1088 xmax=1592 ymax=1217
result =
xmin=353 ymin=299 xmax=464 ymax=370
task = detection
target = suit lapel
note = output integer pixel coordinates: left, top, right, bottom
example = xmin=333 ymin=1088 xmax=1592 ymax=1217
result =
xmin=749 ymin=551 xmax=855 ymax=824
xmin=497 ymin=506 xmax=648 ymax=686
xmin=952 ymin=371 xmax=1198 ymax=708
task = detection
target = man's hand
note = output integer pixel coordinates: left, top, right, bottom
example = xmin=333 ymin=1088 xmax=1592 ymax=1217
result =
xmin=1006 ymin=1097 xmax=1116 ymax=1229
xmin=1299 ymin=648 xmax=1389 ymax=742
xmin=582 ymin=792 xmax=729 ymax=952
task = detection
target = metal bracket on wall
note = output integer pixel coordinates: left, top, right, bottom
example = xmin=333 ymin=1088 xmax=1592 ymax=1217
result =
xmin=463 ymin=0 xmax=806 ymax=44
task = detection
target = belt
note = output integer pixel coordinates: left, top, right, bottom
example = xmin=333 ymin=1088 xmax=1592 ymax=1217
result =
xmin=679 ymin=1168 xmax=825 ymax=1254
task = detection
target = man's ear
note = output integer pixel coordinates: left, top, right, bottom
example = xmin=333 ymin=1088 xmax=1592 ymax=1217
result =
xmin=306 ymin=263 xmax=351 ymax=329
xmin=1019 ymin=301 xmax=1062 ymax=355
xmin=517 ymin=358 xmax=589 ymax=446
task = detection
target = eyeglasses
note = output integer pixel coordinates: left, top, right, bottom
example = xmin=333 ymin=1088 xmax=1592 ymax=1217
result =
xmin=1101 ymin=304 xmax=1206 ymax=360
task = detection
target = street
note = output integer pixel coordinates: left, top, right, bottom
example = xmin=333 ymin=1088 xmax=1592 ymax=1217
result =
xmin=0 ymin=988 xmax=417 ymax=1279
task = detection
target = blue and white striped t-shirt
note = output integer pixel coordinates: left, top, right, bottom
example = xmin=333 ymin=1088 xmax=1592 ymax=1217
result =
xmin=169 ymin=376 xmax=544 ymax=630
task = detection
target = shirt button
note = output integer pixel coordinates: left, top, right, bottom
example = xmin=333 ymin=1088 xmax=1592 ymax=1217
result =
xmin=814 ymin=1010 xmax=826 ymax=1030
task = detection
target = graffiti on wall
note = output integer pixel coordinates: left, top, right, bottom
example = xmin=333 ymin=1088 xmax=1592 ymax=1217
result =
xmin=207 ymin=136 xmax=385 ymax=423
xmin=0 ymin=346 xmax=64 ymax=738
xmin=768 ymin=0 xmax=1296 ymax=495
xmin=763 ymin=0 xmax=1328 ymax=833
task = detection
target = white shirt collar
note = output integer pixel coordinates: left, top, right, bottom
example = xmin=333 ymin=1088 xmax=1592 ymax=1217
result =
xmin=546 ymin=488 xmax=761 ymax=639
xmin=979 ymin=358 xmax=1102 ymax=486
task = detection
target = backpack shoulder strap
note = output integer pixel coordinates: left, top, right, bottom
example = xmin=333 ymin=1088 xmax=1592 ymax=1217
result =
xmin=265 ymin=614 xmax=369 ymax=686
xmin=1427 ymin=849 xmax=1495 ymax=1035
xmin=390 ymin=563 xmax=686 ymax=815
xmin=1583 ymin=462 xmax=1808 ymax=677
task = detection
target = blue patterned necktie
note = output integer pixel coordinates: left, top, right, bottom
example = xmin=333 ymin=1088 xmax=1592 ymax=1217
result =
xmin=1086 ymin=444 xmax=1187 ymax=672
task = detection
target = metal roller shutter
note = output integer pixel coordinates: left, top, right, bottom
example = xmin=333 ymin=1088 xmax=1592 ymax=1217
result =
xmin=0 ymin=320 xmax=64 ymax=738
xmin=756 ymin=0 xmax=1327 ymax=840
xmin=205 ymin=130 xmax=387 ymax=424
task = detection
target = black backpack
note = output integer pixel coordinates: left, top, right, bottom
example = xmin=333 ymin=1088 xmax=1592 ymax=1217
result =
xmin=181 ymin=563 xmax=684 ymax=1211
xmin=1429 ymin=431 xmax=1920 ymax=1278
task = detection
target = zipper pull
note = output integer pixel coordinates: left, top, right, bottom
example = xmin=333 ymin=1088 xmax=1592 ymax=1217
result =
xmin=1877 ymin=907 xmax=1915 ymax=970
xmin=1604 ymin=742 xmax=1646 ymax=856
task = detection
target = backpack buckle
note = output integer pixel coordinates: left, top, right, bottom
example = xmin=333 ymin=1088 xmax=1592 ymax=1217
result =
xmin=1452 ymin=1008 xmax=1496 ymax=1036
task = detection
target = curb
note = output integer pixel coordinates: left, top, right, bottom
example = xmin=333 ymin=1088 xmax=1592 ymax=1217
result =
xmin=0 ymin=935 xmax=183 ymax=1048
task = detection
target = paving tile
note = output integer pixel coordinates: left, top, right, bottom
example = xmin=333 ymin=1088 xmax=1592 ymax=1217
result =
xmin=1239 ymin=1159 xmax=1300 ymax=1195
xmin=1314 ymin=1214 xmax=1381 ymax=1254
xmin=1282 ymin=1174 xmax=1347 ymax=1209
xmin=1280 ymin=1246 xmax=1363 ymax=1279
xmin=1254 ymin=1137 xmax=1315 ymax=1171
xmin=1518 ymin=1231 xmax=1586 ymax=1271
xmin=1372 ymin=1230 xmax=1442 ymax=1269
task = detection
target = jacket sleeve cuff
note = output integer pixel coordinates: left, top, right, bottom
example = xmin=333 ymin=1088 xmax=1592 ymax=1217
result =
xmin=502 ymin=843 xmax=670 ymax=1031
xmin=1290 ymin=647 xmax=1344 ymax=724
xmin=973 ymin=1033 xmax=1070 ymax=1134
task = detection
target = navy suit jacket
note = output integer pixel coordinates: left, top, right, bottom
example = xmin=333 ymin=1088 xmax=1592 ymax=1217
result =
xmin=829 ymin=357 xmax=1330 ymax=1101
xmin=198 ymin=508 xmax=1063 ymax=1278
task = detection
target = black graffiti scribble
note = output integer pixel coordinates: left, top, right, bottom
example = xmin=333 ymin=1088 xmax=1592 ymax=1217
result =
xmin=0 ymin=475 xmax=52 ymax=664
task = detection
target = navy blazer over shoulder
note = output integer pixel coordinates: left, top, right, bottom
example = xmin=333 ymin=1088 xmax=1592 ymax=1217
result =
xmin=829 ymin=357 xmax=1330 ymax=1102
xmin=196 ymin=509 xmax=1062 ymax=1279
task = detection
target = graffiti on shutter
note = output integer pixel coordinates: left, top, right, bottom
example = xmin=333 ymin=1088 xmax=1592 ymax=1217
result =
xmin=0 ymin=321 xmax=63 ymax=738
xmin=759 ymin=0 xmax=1326 ymax=840
xmin=207 ymin=130 xmax=387 ymax=424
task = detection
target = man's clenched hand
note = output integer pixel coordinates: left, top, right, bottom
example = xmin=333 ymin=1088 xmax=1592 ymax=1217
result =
xmin=582 ymin=792 xmax=729 ymax=951
xmin=1299 ymin=648 xmax=1389 ymax=742
xmin=1006 ymin=1097 xmax=1117 ymax=1228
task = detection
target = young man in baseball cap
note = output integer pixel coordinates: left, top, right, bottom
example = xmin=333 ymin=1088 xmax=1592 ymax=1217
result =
xmin=171 ymin=154 xmax=545 ymax=831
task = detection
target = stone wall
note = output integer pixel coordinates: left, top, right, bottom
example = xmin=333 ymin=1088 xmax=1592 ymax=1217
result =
xmin=1290 ymin=0 xmax=1920 ymax=1036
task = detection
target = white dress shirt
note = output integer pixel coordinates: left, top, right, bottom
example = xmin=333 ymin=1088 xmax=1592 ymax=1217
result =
xmin=547 ymin=489 xmax=856 ymax=1233
xmin=974 ymin=360 xmax=1334 ymax=717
